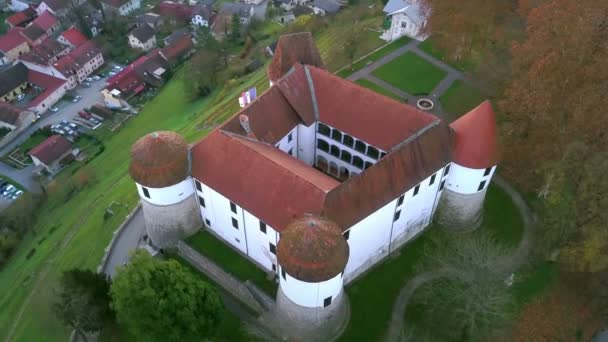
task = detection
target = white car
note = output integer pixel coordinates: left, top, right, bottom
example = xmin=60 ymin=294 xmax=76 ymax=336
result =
xmin=16 ymin=94 xmax=26 ymax=101
xmin=113 ymin=66 xmax=123 ymax=71
xmin=49 ymin=106 xmax=59 ymax=112
xmin=108 ymin=71 xmax=117 ymax=77
xmin=92 ymin=76 xmax=101 ymax=81
xmin=72 ymin=95 xmax=82 ymax=103
xmin=68 ymin=123 xmax=78 ymax=129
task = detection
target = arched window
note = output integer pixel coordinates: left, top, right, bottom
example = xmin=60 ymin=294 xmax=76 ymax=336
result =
xmin=339 ymin=167 xmax=350 ymax=180
xmin=366 ymin=146 xmax=380 ymax=159
xmin=353 ymin=156 xmax=364 ymax=169
xmin=329 ymin=161 xmax=339 ymax=176
xmin=316 ymin=155 xmax=328 ymax=172
xmin=317 ymin=139 xmax=329 ymax=152
xmin=364 ymin=161 xmax=373 ymax=169
xmin=340 ymin=150 xmax=352 ymax=163
xmin=354 ymin=140 xmax=366 ymax=154
xmin=331 ymin=129 xmax=342 ymax=143
xmin=317 ymin=123 xmax=330 ymax=136
xmin=342 ymin=135 xmax=354 ymax=148
xmin=330 ymin=145 xmax=340 ymax=158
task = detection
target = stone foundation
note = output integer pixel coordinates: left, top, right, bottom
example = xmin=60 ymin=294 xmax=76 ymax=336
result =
xmin=273 ymin=286 xmax=350 ymax=341
xmin=435 ymin=188 xmax=486 ymax=231
xmin=141 ymin=194 xmax=201 ymax=248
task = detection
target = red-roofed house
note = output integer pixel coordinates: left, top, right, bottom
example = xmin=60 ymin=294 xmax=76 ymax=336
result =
xmin=27 ymin=69 xmax=68 ymax=114
xmin=105 ymin=49 xmax=168 ymax=98
xmin=57 ymin=27 xmax=88 ymax=48
xmin=159 ymin=32 xmax=193 ymax=65
xmin=36 ymin=0 xmax=86 ymax=17
xmin=29 ymin=135 xmax=73 ymax=174
xmin=0 ymin=28 xmax=30 ymax=61
xmin=19 ymin=38 xmax=71 ymax=66
xmin=158 ymin=1 xmax=195 ymax=24
xmin=5 ymin=6 xmax=37 ymax=28
xmin=20 ymin=11 xmax=60 ymax=46
xmin=52 ymin=40 xmax=104 ymax=89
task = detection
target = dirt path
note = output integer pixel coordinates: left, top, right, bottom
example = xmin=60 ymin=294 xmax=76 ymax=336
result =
xmin=384 ymin=177 xmax=535 ymax=342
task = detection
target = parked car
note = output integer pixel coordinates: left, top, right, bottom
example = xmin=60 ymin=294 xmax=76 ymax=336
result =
xmin=68 ymin=122 xmax=78 ymax=129
xmin=83 ymin=82 xmax=91 ymax=88
xmin=49 ymin=106 xmax=59 ymax=112
xmin=86 ymin=77 xmax=93 ymax=82
xmin=108 ymin=71 xmax=117 ymax=77
xmin=72 ymin=95 xmax=82 ymax=103
xmin=113 ymin=66 xmax=123 ymax=71
xmin=16 ymin=93 xmax=26 ymax=101
xmin=92 ymin=75 xmax=101 ymax=81
xmin=79 ymin=111 xmax=92 ymax=119
xmin=89 ymin=118 xmax=100 ymax=125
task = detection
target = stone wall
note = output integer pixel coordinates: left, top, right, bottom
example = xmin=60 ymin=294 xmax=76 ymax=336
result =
xmin=435 ymin=188 xmax=486 ymax=231
xmin=142 ymin=194 xmax=201 ymax=248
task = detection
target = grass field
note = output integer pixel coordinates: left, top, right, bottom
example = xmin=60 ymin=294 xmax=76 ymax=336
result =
xmin=439 ymin=80 xmax=487 ymax=119
xmin=417 ymin=37 xmax=476 ymax=72
xmin=0 ymin=66 xmax=269 ymax=341
xmin=355 ymin=78 xmax=405 ymax=101
xmin=339 ymin=184 xmax=524 ymax=341
xmin=336 ymin=37 xmax=411 ymax=78
xmin=372 ymin=52 xmax=447 ymax=95
xmin=185 ymin=230 xmax=278 ymax=296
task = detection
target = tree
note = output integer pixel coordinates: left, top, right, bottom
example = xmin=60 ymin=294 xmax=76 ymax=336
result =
xmin=185 ymin=48 xmax=221 ymax=99
xmin=409 ymin=233 xmax=516 ymax=340
xmin=52 ymin=269 xmax=114 ymax=341
xmin=230 ymin=14 xmax=241 ymax=43
xmin=110 ymin=251 xmax=224 ymax=342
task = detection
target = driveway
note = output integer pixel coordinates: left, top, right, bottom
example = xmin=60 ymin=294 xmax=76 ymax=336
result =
xmin=102 ymin=207 xmax=146 ymax=278
xmin=0 ymin=79 xmax=107 ymax=193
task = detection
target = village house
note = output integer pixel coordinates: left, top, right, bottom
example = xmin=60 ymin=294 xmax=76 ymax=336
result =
xmin=310 ymin=0 xmax=340 ymax=16
xmin=212 ymin=2 xmax=253 ymax=37
xmin=0 ymin=102 xmax=35 ymax=147
xmin=57 ymin=27 xmax=89 ymax=48
xmin=26 ymin=69 xmax=68 ymax=114
xmin=52 ymin=41 xmax=104 ymax=89
xmin=128 ymin=24 xmax=157 ymax=51
xmin=20 ymin=38 xmax=71 ymax=66
xmin=0 ymin=63 xmax=29 ymax=102
xmin=29 ymin=134 xmax=74 ymax=175
xmin=0 ymin=28 xmax=31 ymax=61
xmin=0 ymin=51 xmax=9 ymax=66
xmin=20 ymin=11 xmax=60 ymax=46
xmin=5 ymin=6 xmax=37 ymax=28
xmin=380 ymin=0 xmax=428 ymax=41
xmin=136 ymin=13 xmax=164 ymax=30
xmin=191 ymin=5 xmax=213 ymax=27
xmin=36 ymin=0 xmax=86 ymax=17
xmin=101 ymin=0 xmax=141 ymax=16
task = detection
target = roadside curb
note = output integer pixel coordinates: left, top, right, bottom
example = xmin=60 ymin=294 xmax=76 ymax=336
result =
xmin=97 ymin=203 xmax=142 ymax=274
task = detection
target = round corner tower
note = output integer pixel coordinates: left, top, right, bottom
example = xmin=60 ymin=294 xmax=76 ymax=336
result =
xmin=275 ymin=215 xmax=350 ymax=341
xmin=129 ymin=131 xmax=201 ymax=248
xmin=436 ymin=101 xmax=500 ymax=231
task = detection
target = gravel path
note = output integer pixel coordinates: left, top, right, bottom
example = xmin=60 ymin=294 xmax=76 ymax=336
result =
xmin=384 ymin=176 xmax=536 ymax=342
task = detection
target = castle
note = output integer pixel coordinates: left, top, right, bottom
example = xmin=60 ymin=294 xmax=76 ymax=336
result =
xmin=129 ymin=32 xmax=499 ymax=340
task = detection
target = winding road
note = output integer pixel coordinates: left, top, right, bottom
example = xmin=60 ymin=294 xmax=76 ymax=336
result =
xmin=384 ymin=175 xmax=536 ymax=342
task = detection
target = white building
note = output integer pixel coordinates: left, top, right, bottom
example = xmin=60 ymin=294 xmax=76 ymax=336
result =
xmin=380 ymin=0 xmax=429 ymax=42
xmin=101 ymin=0 xmax=142 ymax=16
xmin=128 ymin=25 xmax=157 ymax=51
xmin=129 ymin=33 xmax=500 ymax=337
xmin=191 ymin=5 xmax=212 ymax=27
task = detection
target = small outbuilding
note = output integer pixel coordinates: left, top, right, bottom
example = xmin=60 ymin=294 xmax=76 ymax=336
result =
xmin=29 ymin=134 xmax=74 ymax=175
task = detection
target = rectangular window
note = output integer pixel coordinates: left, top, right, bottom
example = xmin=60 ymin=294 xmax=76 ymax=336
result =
xmin=272 ymin=264 xmax=276 ymax=271
xmin=397 ymin=194 xmax=405 ymax=206
xmin=198 ymin=196 xmax=206 ymax=208
xmin=478 ymin=181 xmax=486 ymax=191
xmin=324 ymin=296 xmax=332 ymax=307
xmin=231 ymin=217 xmax=238 ymax=229
xmin=288 ymin=133 xmax=293 ymax=142
xmin=288 ymin=148 xmax=293 ymax=156
xmin=195 ymin=180 xmax=202 ymax=191
xmin=444 ymin=164 xmax=451 ymax=176
xmin=484 ymin=167 xmax=492 ymax=176
xmin=439 ymin=180 xmax=445 ymax=191
xmin=230 ymin=201 xmax=237 ymax=213
xmin=205 ymin=219 xmax=211 ymax=226
xmin=142 ymin=187 xmax=150 ymax=198
xmin=258 ymin=221 xmax=267 ymax=233
xmin=413 ymin=184 xmax=420 ymax=196
xmin=281 ymin=268 xmax=286 ymax=280
xmin=429 ymin=173 xmax=436 ymax=185
xmin=343 ymin=230 xmax=350 ymax=240
xmin=393 ymin=210 xmax=401 ymax=222
xmin=269 ymin=243 xmax=276 ymax=254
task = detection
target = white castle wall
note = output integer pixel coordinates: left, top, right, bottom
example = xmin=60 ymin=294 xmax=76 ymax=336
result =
xmin=137 ymin=177 xmax=195 ymax=206
xmin=275 ymin=126 xmax=298 ymax=158
xmin=280 ymin=271 xmax=343 ymax=308
xmin=296 ymin=123 xmax=316 ymax=165
xmin=445 ymin=163 xmax=496 ymax=194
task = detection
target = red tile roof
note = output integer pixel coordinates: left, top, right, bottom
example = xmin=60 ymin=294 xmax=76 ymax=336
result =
xmin=0 ymin=28 xmax=28 ymax=52
xmin=33 ymin=11 xmax=57 ymax=31
xmin=191 ymin=130 xmax=339 ymax=231
xmin=129 ymin=131 xmax=189 ymax=187
xmin=60 ymin=27 xmax=88 ymax=47
xmin=53 ymin=40 xmax=101 ymax=75
xmin=159 ymin=1 xmax=195 ymax=21
xmin=20 ymin=38 xmax=68 ymax=65
xmin=268 ymin=32 xmax=325 ymax=83
xmin=27 ymin=69 xmax=67 ymax=106
xmin=29 ymin=135 xmax=72 ymax=164
xmin=160 ymin=34 xmax=192 ymax=63
xmin=277 ymin=215 xmax=349 ymax=282
xmin=450 ymin=100 xmax=500 ymax=169
xmin=0 ymin=102 xmax=28 ymax=126
xmin=6 ymin=7 xmax=37 ymax=27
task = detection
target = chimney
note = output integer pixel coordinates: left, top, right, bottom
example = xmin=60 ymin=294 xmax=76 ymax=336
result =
xmin=239 ymin=114 xmax=251 ymax=134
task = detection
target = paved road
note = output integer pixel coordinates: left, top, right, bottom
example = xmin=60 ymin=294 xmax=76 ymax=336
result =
xmin=102 ymin=207 xmax=146 ymax=278
xmin=0 ymin=79 xmax=107 ymax=193
xmin=252 ymin=0 xmax=268 ymax=20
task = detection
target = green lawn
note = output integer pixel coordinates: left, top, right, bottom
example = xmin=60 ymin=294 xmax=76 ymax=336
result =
xmin=355 ymin=78 xmax=405 ymax=102
xmin=340 ymin=184 xmax=525 ymax=341
xmin=336 ymin=37 xmax=411 ymax=78
xmin=439 ymin=80 xmax=487 ymax=119
xmin=372 ymin=52 xmax=447 ymax=95
xmin=417 ymin=37 xmax=476 ymax=72
xmin=185 ymin=230 xmax=278 ymax=296
xmin=0 ymin=66 xmax=269 ymax=342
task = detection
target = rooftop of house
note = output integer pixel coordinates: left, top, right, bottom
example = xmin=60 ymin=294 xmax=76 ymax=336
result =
xmin=32 ymin=11 xmax=57 ymax=31
xmin=60 ymin=27 xmax=88 ymax=47
xmin=383 ymin=0 xmax=427 ymax=23
xmin=129 ymin=24 xmax=156 ymax=43
xmin=163 ymin=28 xmax=190 ymax=46
xmin=20 ymin=38 xmax=68 ymax=65
xmin=192 ymin=4 xmax=212 ymax=20
xmin=27 ymin=69 xmax=67 ymax=106
xmin=158 ymin=1 xmax=195 ymax=21
xmin=219 ymin=2 xmax=252 ymax=18
xmin=0 ymin=62 xmax=29 ymax=96
xmin=101 ymin=0 xmax=133 ymax=8
xmin=53 ymin=40 xmax=101 ymax=75
xmin=312 ymin=0 xmax=341 ymax=13
xmin=0 ymin=101 xmax=30 ymax=126
xmin=160 ymin=33 xmax=192 ymax=63
xmin=137 ymin=12 xmax=163 ymax=27
xmin=0 ymin=28 xmax=28 ymax=52
xmin=267 ymin=32 xmax=325 ymax=83
xmin=5 ymin=7 xmax=37 ymax=27
xmin=41 ymin=0 xmax=71 ymax=12
xmin=29 ymin=134 xmax=72 ymax=165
